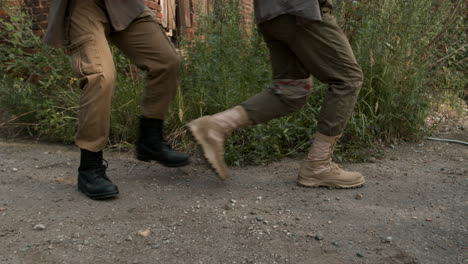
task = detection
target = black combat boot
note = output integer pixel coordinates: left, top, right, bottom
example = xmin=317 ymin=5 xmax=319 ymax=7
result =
xmin=78 ymin=149 xmax=119 ymax=200
xmin=136 ymin=116 xmax=190 ymax=167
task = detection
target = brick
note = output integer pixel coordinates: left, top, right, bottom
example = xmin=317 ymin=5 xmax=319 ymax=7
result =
xmin=32 ymin=6 xmax=47 ymax=14
xmin=145 ymin=1 xmax=161 ymax=11
xmin=33 ymin=13 xmax=47 ymax=22
xmin=34 ymin=29 xmax=44 ymax=37
xmin=37 ymin=21 xmax=48 ymax=28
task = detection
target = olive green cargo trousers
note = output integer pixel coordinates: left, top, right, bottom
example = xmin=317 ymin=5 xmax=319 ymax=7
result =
xmin=241 ymin=5 xmax=363 ymax=137
xmin=68 ymin=0 xmax=180 ymax=152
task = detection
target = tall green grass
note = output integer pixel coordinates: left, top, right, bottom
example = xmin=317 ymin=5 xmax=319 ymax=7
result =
xmin=0 ymin=0 xmax=466 ymax=164
xmin=341 ymin=0 xmax=466 ymax=142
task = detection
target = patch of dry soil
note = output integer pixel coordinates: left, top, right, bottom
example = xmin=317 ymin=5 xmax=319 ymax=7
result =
xmin=0 ymin=125 xmax=467 ymax=264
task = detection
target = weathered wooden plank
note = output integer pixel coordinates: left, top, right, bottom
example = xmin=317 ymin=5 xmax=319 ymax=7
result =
xmin=183 ymin=0 xmax=191 ymax=28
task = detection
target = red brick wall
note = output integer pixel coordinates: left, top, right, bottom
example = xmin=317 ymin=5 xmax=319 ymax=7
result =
xmin=0 ymin=0 xmax=50 ymax=37
xmin=240 ymin=0 xmax=254 ymax=28
xmin=145 ymin=0 xmax=163 ymax=21
xmin=23 ymin=0 xmax=49 ymax=37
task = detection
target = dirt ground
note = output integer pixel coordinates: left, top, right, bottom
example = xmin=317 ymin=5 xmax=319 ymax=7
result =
xmin=0 ymin=120 xmax=467 ymax=264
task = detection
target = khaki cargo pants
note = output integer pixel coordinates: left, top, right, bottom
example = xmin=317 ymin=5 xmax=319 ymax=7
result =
xmin=68 ymin=0 xmax=180 ymax=152
xmin=241 ymin=2 xmax=363 ymax=137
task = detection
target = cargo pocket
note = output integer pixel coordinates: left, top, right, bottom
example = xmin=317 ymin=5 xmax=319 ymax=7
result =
xmin=67 ymin=35 xmax=103 ymax=77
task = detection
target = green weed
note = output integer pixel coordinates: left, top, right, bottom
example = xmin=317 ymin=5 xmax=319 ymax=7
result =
xmin=0 ymin=0 xmax=466 ymax=165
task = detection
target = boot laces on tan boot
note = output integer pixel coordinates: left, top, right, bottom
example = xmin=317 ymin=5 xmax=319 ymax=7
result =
xmin=298 ymin=133 xmax=365 ymax=189
xmin=187 ymin=106 xmax=251 ymax=180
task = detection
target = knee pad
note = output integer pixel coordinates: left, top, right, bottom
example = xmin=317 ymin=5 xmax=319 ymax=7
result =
xmin=271 ymin=78 xmax=313 ymax=99
xmin=270 ymin=78 xmax=313 ymax=110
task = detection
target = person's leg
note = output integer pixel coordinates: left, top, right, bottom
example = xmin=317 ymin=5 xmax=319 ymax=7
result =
xmin=292 ymin=10 xmax=363 ymax=137
xmin=241 ymin=15 xmax=313 ymax=123
xmin=109 ymin=11 xmax=189 ymax=167
xmin=190 ymin=8 xmax=364 ymax=187
xmin=286 ymin=6 xmax=364 ymax=188
xmin=188 ymin=15 xmax=312 ymax=179
xmin=70 ymin=0 xmax=116 ymax=152
xmin=68 ymin=0 xmax=118 ymax=199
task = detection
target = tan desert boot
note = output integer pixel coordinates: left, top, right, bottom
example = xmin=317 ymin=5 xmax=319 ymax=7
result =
xmin=187 ymin=106 xmax=252 ymax=180
xmin=298 ymin=132 xmax=365 ymax=189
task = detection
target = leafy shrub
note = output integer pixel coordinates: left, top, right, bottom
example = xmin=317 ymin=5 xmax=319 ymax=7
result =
xmin=0 ymin=1 xmax=76 ymax=141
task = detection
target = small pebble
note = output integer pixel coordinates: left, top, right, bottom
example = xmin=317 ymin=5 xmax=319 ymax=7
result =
xmin=77 ymin=245 xmax=84 ymax=251
xmin=151 ymin=244 xmax=160 ymax=249
xmin=20 ymin=246 xmax=30 ymax=252
xmin=314 ymin=235 xmax=323 ymax=241
xmin=383 ymin=236 xmax=393 ymax=243
xmin=356 ymin=253 xmax=364 ymax=258
xmin=12 ymin=168 xmax=18 ymax=172
xmin=33 ymin=224 xmax=46 ymax=231
xmin=355 ymin=193 xmax=364 ymax=200
xmin=137 ymin=229 xmax=151 ymax=238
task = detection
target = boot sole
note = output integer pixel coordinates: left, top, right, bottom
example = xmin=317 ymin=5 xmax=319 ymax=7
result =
xmin=136 ymin=153 xmax=190 ymax=168
xmin=77 ymin=185 xmax=119 ymax=200
xmin=297 ymin=178 xmax=365 ymax=189
xmin=187 ymin=121 xmax=229 ymax=180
